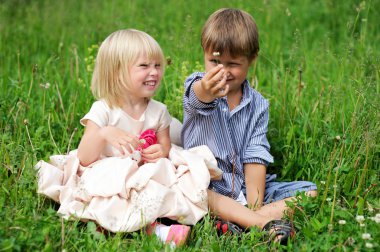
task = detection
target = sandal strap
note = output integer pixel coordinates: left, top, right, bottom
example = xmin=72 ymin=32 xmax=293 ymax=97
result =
xmin=262 ymin=220 xmax=294 ymax=245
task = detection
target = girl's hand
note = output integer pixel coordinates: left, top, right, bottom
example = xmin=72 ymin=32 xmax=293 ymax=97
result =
xmin=200 ymin=64 xmax=229 ymax=99
xmin=100 ymin=126 xmax=141 ymax=155
xmin=141 ymin=144 xmax=167 ymax=163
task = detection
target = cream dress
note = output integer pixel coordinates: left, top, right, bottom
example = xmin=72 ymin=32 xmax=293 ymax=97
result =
xmin=35 ymin=99 xmax=222 ymax=233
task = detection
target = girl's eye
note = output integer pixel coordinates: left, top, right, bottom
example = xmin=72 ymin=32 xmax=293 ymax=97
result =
xmin=139 ymin=64 xmax=148 ymax=67
xmin=155 ymin=64 xmax=161 ymax=68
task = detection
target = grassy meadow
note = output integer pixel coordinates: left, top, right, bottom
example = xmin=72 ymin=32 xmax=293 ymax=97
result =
xmin=1 ymin=0 xmax=379 ymax=251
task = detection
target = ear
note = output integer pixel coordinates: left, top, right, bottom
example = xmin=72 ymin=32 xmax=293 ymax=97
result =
xmin=248 ymin=54 xmax=258 ymax=65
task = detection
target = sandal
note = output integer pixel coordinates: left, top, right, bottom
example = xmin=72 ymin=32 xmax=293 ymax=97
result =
xmin=262 ymin=220 xmax=294 ymax=245
xmin=215 ymin=219 xmax=243 ymax=236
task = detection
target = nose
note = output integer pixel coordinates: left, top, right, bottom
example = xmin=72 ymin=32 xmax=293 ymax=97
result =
xmin=223 ymin=69 xmax=231 ymax=79
xmin=149 ymin=66 xmax=158 ymax=76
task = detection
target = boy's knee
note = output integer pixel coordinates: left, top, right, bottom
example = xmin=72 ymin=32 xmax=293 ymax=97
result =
xmin=306 ymin=190 xmax=318 ymax=197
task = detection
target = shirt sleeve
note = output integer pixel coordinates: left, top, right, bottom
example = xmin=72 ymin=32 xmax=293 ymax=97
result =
xmin=80 ymin=101 xmax=109 ymax=128
xmin=183 ymin=72 xmax=219 ymax=116
xmin=243 ymin=100 xmax=274 ymax=166
xmin=157 ymin=105 xmax=172 ymax=132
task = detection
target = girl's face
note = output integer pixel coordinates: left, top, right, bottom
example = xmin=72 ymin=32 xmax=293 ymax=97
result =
xmin=128 ymin=55 xmax=163 ymax=98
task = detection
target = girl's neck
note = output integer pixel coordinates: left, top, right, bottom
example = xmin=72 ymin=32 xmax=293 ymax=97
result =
xmin=121 ymin=95 xmax=150 ymax=120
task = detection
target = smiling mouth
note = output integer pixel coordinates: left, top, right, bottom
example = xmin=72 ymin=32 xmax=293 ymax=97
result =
xmin=144 ymin=81 xmax=157 ymax=87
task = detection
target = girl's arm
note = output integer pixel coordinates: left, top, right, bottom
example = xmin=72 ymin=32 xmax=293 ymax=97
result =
xmin=77 ymin=120 xmax=140 ymax=166
xmin=244 ymin=163 xmax=267 ymax=209
xmin=141 ymin=127 xmax=171 ymax=163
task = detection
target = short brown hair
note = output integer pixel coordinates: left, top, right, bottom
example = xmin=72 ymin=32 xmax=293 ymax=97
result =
xmin=201 ymin=8 xmax=259 ymax=60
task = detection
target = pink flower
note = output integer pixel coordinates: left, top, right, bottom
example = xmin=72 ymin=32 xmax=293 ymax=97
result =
xmin=138 ymin=129 xmax=157 ymax=150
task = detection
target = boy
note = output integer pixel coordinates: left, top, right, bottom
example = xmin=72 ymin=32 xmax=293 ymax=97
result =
xmin=181 ymin=8 xmax=317 ymax=243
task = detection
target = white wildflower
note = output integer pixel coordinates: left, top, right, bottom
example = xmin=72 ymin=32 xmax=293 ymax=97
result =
xmin=326 ymin=197 xmax=332 ymax=202
xmin=372 ymin=213 xmax=380 ymax=223
xmin=338 ymin=220 xmax=346 ymax=225
xmin=335 ymin=135 xmax=341 ymax=141
xmin=360 ymin=223 xmax=366 ymax=227
xmin=286 ymin=8 xmax=291 ymax=16
xmin=367 ymin=202 xmax=374 ymax=212
xmin=320 ymin=181 xmax=326 ymax=185
xmin=347 ymin=237 xmax=355 ymax=245
xmin=40 ymin=82 xmax=51 ymax=89
xmin=356 ymin=215 xmax=365 ymax=223
xmin=362 ymin=233 xmax=371 ymax=240
xmin=365 ymin=242 xmax=373 ymax=248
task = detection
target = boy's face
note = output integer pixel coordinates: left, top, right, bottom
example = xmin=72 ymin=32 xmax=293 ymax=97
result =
xmin=204 ymin=51 xmax=253 ymax=93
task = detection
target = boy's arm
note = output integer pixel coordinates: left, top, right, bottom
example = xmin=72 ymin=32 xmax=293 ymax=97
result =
xmin=244 ymin=163 xmax=266 ymax=209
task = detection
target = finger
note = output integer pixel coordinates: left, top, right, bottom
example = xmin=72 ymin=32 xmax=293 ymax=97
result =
xmin=141 ymin=151 xmax=161 ymax=163
xmin=143 ymin=157 xmax=160 ymax=163
xmin=210 ymin=69 xmax=225 ymax=86
xmin=141 ymin=151 xmax=161 ymax=161
xmin=114 ymin=144 xmax=125 ymax=155
xmin=120 ymin=145 xmax=128 ymax=155
xmin=141 ymin=145 xmax=158 ymax=154
xmin=121 ymin=143 xmax=133 ymax=154
xmin=205 ymin=64 xmax=224 ymax=80
xmin=125 ymin=135 xmax=140 ymax=149
xmin=211 ymin=74 xmax=227 ymax=94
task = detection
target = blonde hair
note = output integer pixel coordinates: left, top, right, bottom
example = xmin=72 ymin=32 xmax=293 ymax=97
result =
xmin=91 ymin=29 xmax=165 ymax=108
xmin=201 ymin=8 xmax=259 ymax=60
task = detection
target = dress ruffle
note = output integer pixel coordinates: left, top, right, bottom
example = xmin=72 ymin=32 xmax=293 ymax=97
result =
xmin=35 ymin=145 xmax=222 ymax=233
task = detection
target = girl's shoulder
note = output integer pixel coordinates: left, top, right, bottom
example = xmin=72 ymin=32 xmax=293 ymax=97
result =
xmin=148 ymin=99 xmax=168 ymax=111
xmin=89 ymin=100 xmax=122 ymax=114
xmin=91 ymin=99 xmax=111 ymax=109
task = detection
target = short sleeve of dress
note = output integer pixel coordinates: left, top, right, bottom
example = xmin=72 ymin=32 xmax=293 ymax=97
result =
xmin=156 ymin=104 xmax=172 ymax=132
xmin=80 ymin=101 xmax=110 ymax=128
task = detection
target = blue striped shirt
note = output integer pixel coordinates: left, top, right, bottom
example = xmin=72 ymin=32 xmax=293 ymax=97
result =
xmin=181 ymin=72 xmax=274 ymax=199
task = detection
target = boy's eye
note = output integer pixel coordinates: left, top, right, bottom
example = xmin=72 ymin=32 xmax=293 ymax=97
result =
xmin=139 ymin=64 xmax=148 ymax=67
xmin=155 ymin=64 xmax=161 ymax=68
xmin=210 ymin=59 xmax=218 ymax=64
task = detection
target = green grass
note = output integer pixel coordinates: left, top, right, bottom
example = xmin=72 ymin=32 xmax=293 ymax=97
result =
xmin=1 ymin=0 xmax=379 ymax=251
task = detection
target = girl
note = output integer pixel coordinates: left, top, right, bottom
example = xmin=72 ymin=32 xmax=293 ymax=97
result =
xmin=35 ymin=29 xmax=222 ymax=247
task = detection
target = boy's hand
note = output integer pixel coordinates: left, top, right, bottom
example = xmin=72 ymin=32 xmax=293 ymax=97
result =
xmin=194 ymin=64 xmax=229 ymax=103
xmin=141 ymin=144 xmax=167 ymax=163
xmin=100 ymin=126 xmax=141 ymax=155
